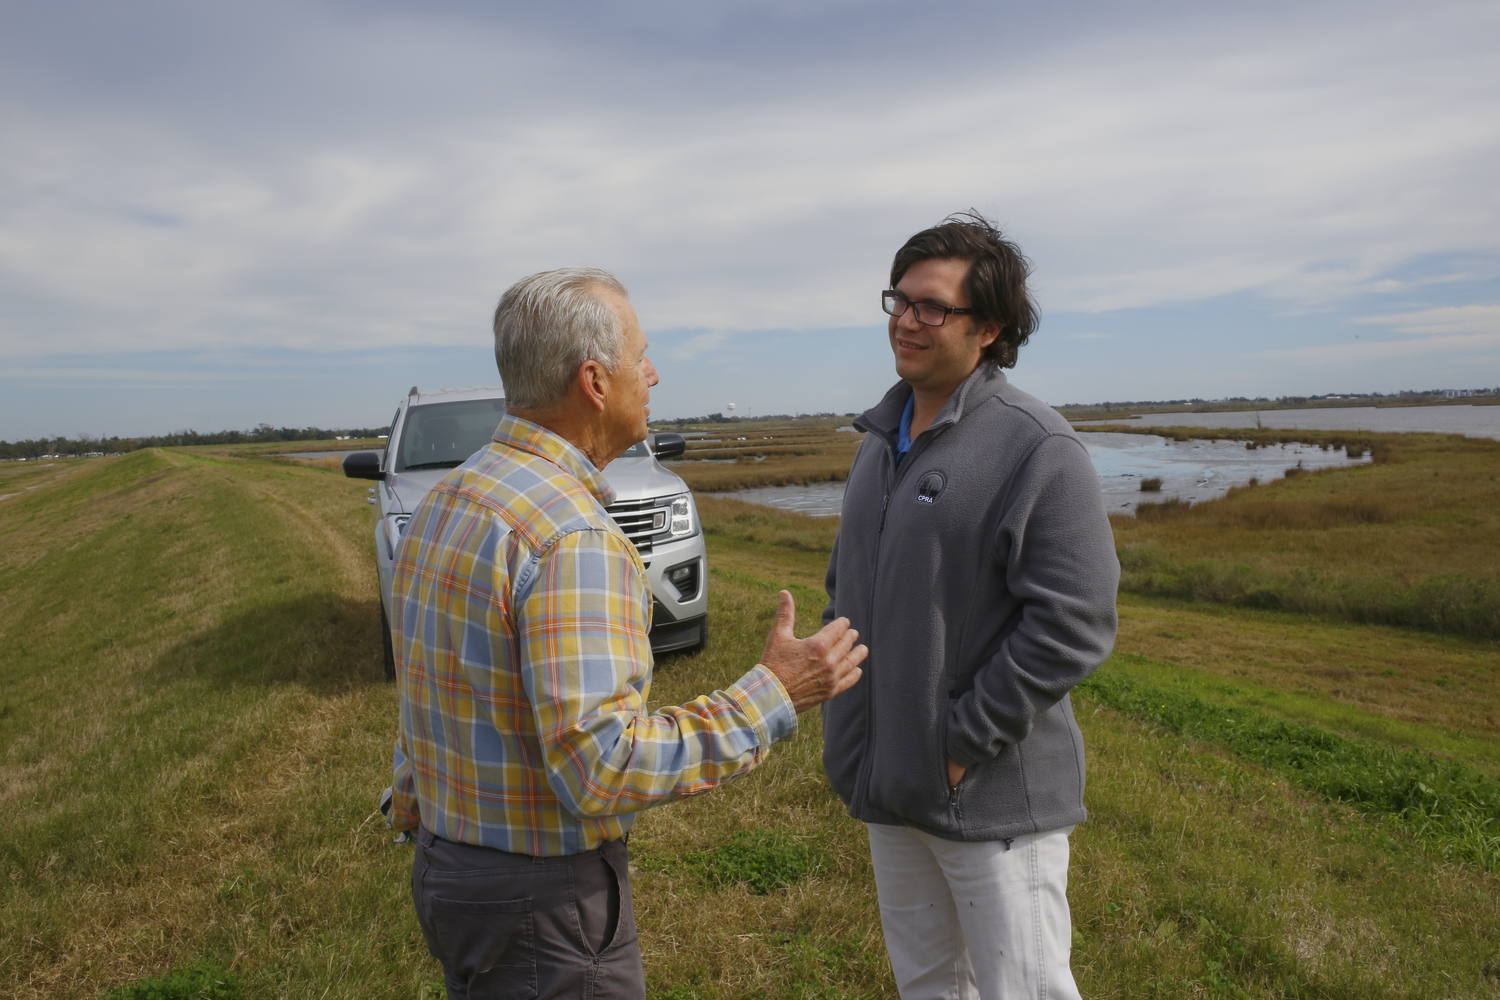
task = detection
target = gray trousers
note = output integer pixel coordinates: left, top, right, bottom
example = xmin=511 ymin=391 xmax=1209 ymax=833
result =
xmin=412 ymin=828 xmax=645 ymax=1000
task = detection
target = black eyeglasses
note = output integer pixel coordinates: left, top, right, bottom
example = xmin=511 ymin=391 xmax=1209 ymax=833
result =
xmin=882 ymin=289 xmax=976 ymax=327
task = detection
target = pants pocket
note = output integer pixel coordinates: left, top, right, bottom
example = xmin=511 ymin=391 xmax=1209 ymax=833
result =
xmin=428 ymin=896 xmax=536 ymax=1000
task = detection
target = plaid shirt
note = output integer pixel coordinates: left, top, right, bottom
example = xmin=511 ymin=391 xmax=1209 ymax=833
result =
xmin=389 ymin=414 xmax=796 ymax=856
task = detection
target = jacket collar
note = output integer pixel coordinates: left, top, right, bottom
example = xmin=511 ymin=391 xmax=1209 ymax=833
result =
xmin=854 ymin=362 xmax=1008 ymax=447
xmin=490 ymin=413 xmax=616 ymax=507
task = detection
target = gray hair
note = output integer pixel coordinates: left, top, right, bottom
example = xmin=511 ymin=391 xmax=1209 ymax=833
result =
xmin=492 ymin=267 xmax=628 ymax=410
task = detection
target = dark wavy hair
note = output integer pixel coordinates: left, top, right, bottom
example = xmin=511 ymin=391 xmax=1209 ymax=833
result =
xmin=889 ymin=210 xmax=1038 ymax=368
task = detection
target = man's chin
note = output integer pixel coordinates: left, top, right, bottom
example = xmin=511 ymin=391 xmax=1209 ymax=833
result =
xmin=894 ymin=360 xmax=926 ymax=383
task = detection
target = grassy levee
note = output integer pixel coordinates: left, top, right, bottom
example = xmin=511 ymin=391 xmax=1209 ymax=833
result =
xmin=0 ymin=450 xmax=430 ymax=998
xmin=7 ymin=436 xmax=1500 ymax=996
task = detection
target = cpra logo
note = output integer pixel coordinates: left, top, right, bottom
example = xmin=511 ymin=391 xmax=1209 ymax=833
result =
xmin=915 ymin=471 xmax=946 ymax=505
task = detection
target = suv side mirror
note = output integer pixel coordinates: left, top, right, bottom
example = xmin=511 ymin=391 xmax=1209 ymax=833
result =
xmin=343 ymin=451 xmax=385 ymax=481
xmin=651 ymin=432 xmax=686 ymax=460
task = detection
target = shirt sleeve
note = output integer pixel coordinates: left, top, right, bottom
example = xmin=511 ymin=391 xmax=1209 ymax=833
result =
xmin=390 ymin=732 xmax=421 ymax=832
xmin=515 ymin=526 xmax=797 ymax=819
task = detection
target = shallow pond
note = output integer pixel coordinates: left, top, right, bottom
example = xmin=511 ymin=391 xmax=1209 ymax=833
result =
xmin=1082 ymin=432 xmax=1371 ymax=513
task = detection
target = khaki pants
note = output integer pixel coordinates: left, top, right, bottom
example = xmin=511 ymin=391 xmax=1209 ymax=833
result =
xmin=411 ymin=828 xmax=645 ymax=1000
xmin=867 ymin=823 xmax=1081 ymax=1000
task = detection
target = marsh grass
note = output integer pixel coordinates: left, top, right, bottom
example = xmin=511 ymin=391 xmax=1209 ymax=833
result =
xmin=668 ymin=422 xmax=861 ymax=492
xmin=1110 ymin=429 xmax=1500 ymax=639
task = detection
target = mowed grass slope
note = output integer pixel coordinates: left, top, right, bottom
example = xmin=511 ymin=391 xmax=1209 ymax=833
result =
xmin=0 ymin=450 xmax=427 ymax=998
xmin=4 ymin=434 xmax=1500 ymax=997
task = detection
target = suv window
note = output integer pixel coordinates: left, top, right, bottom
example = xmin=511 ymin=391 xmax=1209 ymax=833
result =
xmin=395 ymin=398 xmax=508 ymax=472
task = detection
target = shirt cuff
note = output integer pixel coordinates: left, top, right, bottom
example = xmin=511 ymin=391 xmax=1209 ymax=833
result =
xmin=731 ymin=664 xmax=799 ymax=749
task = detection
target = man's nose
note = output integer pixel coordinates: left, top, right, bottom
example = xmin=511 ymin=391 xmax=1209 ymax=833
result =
xmin=896 ymin=307 xmax=925 ymax=332
xmin=645 ymin=357 xmax=659 ymax=387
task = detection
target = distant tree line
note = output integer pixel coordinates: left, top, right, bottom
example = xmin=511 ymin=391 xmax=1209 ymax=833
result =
xmin=0 ymin=423 xmax=391 ymax=461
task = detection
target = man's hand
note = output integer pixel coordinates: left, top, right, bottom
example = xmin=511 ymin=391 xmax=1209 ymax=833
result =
xmin=760 ymin=590 xmax=867 ymax=714
xmin=947 ymin=757 xmax=965 ymax=788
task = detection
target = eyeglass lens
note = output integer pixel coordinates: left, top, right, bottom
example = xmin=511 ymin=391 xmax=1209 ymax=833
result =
xmin=883 ymin=291 xmax=950 ymax=327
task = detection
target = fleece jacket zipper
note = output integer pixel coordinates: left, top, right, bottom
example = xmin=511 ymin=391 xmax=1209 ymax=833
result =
xmin=849 ymin=419 xmax=940 ymax=819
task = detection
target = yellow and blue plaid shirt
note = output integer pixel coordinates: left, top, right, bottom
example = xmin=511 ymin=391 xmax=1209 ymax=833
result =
xmin=389 ymin=414 xmax=796 ymax=856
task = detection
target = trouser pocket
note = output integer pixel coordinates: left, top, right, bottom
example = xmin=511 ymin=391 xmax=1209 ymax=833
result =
xmin=428 ymin=896 xmax=536 ymax=1000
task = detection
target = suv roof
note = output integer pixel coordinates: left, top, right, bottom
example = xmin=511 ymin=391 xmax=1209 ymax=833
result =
xmin=405 ymin=385 xmax=507 ymax=406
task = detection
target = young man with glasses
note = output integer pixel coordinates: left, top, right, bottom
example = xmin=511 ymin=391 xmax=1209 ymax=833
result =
xmin=821 ymin=213 xmax=1119 ymax=1000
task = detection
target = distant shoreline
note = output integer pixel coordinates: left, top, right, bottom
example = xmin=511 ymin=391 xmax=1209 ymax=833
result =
xmin=1052 ymin=394 xmax=1499 ymax=422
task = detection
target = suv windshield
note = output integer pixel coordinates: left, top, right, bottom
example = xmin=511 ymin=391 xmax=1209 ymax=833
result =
xmin=395 ymin=398 xmax=508 ymax=472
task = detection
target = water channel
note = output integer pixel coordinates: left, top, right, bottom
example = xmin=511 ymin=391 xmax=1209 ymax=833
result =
xmin=709 ymin=432 xmax=1373 ymax=518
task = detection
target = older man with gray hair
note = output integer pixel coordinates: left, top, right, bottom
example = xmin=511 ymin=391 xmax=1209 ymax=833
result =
xmin=386 ymin=267 xmax=867 ymax=1000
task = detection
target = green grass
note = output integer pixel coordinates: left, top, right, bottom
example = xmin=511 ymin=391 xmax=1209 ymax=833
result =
xmin=674 ymin=829 xmax=828 ymax=895
xmin=6 ymin=439 xmax=1500 ymax=997
xmin=1095 ymin=633 xmax=1500 ymax=774
xmin=1083 ymin=662 xmax=1500 ymax=871
xmin=103 ymin=959 xmax=243 ymax=1000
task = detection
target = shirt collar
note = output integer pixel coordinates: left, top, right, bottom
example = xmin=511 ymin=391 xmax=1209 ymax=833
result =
xmin=895 ymin=393 xmax=916 ymax=462
xmin=490 ymin=413 xmax=617 ymax=507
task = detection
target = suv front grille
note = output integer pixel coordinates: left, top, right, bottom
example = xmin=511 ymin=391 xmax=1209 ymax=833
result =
xmin=605 ymin=496 xmax=671 ymax=554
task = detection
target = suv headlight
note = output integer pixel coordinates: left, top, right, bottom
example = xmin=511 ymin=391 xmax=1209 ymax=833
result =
xmin=667 ymin=493 xmax=695 ymax=538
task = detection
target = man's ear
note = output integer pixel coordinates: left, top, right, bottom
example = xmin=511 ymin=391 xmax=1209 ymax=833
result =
xmin=975 ymin=322 xmax=1004 ymax=350
xmin=574 ymin=359 xmax=609 ymax=413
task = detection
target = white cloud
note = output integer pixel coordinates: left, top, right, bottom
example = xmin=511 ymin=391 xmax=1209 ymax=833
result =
xmin=1352 ymin=304 xmax=1500 ymax=336
xmin=1260 ymin=330 xmax=1500 ymax=366
xmin=657 ymin=330 xmax=733 ymax=361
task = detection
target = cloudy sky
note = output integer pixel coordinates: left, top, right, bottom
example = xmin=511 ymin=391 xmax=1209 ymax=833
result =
xmin=2 ymin=0 xmax=1497 ymax=439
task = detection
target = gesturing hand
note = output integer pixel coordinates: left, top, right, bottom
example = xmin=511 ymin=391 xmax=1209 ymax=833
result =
xmin=759 ymin=590 xmax=867 ymax=714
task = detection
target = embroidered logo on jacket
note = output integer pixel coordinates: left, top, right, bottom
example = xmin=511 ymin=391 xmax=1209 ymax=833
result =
xmin=915 ymin=471 xmax=946 ymax=504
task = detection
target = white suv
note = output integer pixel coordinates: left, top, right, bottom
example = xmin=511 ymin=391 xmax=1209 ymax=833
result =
xmin=344 ymin=385 xmax=708 ymax=679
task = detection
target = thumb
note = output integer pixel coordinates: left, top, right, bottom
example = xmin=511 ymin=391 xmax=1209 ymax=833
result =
xmin=774 ymin=589 xmax=797 ymax=638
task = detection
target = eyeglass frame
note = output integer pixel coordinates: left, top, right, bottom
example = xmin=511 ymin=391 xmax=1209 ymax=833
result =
xmin=881 ymin=289 xmax=977 ymax=327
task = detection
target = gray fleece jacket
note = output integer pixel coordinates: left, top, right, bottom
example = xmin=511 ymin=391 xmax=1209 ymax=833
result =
xmin=821 ymin=363 xmax=1119 ymax=842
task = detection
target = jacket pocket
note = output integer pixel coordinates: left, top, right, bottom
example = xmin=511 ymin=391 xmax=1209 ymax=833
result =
xmin=864 ymin=705 xmax=960 ymax=832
